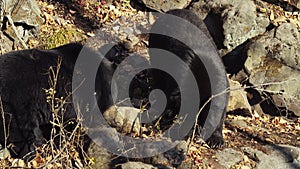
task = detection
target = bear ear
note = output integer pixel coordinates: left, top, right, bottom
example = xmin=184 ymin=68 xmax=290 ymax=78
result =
xmin=53 ymin=43 xmax=83 ymax=59
xmin=28 ymin=49 xmax=41 ymax=60
xmin=50 ymin=43 xmax=84 ymax=70
xmin=96 ymin=44 xmax=127 ymax=66
xmin=165 ymin=9 xmax=216 ymax=48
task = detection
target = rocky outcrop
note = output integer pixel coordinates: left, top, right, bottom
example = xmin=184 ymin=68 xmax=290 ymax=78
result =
xmin=0 ymin=0 xmax=43 ymax=52
xmin=242 ymin=145 xmax=300 ymax=169
xmin=213 ymin=145 xmax=300 ymax=169
xmin=245 ymin=22 xmax=300 ymax=116
xmin=188 ymin=0 xmax=299 ymax=116
xmin=221 ymin=2 xmax=269 ymax=50
xmin=190 ymin=0 xmax=270 ymax=51
xmin=1 ymin=0 xmax=43 ymax=28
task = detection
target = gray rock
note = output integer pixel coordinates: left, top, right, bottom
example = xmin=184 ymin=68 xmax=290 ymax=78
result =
xmin=120 ymin=27 xmax=134 ymax=36
xmin=139 ymin=0 xmax=191 ymax=12
xmin=245 ymin=23 xmax=300 ymax=115
xmin=242 ymin=145 xmax=300 ymax=169
xmin=103 ymin=106 xmax=142 ymax=135
xmin=190 ymin=0 xmax=270 ymax=51
xmin=215 ymin=148 xmax=244 ymax=169
xmin=0 ymin=31 xmax=13 ymax=54
xmin=0 ymin=0 xmax=43 ymax=52
xmin=1 ymin=0 xmax=43 ymax=28
xmin=230 ymin=119 xmax=249 ymax=128
xmin=295 ymin=0 xmax=300 ymax=9
xmin=227 ymin=79 xmax=252 ymax=113
xmin=243 ymin=147 xmax=286 ymax=169
xmin=222 ymin=2 xmax=269 ymax=50
xmin=268 ymin=145 xmax=298 ymax=163
xmin=121 ymin=162 xmax=157 ymax=169
xmin=274 ymin=23 xmax=300 ymax=70
xmin=242 ymin=147 xmax=267 ymax=162
xmin=189 ymin=0 xmax=210 ymax=20
xmin=0 ymin=147 xmax=10 ymax=160
xmin=88 ymin=127 xmax=121 ymax=149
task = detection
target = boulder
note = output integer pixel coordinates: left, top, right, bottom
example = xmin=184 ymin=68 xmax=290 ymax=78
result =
xmin=190 ymin=0 xmax=270 ymax=51
xmin=245 ymin=23 xmax=300 ymax=116
xmin=242 ymin=144 xmax=300 ymax=169
xmin=0 ymin=0 xmax=43 ymax=52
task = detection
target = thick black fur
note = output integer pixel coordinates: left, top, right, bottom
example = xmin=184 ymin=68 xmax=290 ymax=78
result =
xmin=148 ymin=9 xmax=229 ymax=148
xmin=0 ymin=44 xmax=81 ymax=158
xmin=0 ymin=43 xmax=116 ymax=158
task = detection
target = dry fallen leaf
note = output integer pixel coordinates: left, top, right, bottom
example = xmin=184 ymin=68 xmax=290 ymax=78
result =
xmin=11 ymin=159 xmax=25 ymax=168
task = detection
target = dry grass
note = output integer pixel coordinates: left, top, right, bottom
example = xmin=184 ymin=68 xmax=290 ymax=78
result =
xmin=0 ymin=57 xmax=92 ymax=168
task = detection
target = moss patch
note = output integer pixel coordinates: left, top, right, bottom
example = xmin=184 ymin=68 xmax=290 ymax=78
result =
xmin=45 ymin=28 xmax=86 ymax=49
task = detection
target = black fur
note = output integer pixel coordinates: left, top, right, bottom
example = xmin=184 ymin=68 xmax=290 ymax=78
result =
xmin=0 ymin=44 xmax=80 ymax=157
xmin=0 ymin=43 xmax=115 ymax=158
xmin=148 ymin=9 xmax=229 ymax=148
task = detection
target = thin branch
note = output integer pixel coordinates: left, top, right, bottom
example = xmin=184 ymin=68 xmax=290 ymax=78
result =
xmin=0 ymin=96 xmax=7 ymax=149
xmin=5 ymin=14 xmax=28 ymax=49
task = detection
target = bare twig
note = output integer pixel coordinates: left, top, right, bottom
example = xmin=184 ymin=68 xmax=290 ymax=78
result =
xmin=0 ymin=96 xmax=7 ymax=149
xmin=0 ymin=96 xmax=11 ymax=153
xmin=5 ymin=14 xmax=28 ymax=49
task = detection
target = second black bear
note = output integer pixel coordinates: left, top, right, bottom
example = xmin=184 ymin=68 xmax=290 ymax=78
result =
xmin=148 ymin=9 xmax=229 ymax=147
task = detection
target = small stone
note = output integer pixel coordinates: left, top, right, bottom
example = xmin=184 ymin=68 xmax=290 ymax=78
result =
xmin=113 ymin=26 xmax=120 ymax=31
xmin=127 ymin=34 xmax=140 ymax=46
xmin=0 ymin=147 xmax=10 ymax=159
xmin=121 ymin=162 xmax=158 ymax=169
xmin=227 ymin=79 xmax=252 ymax=114
xmin=216 ymin=148 xmax=244 ymax=168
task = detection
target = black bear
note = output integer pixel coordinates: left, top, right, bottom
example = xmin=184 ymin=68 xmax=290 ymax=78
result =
xmin=148 ymin=9 xmax=229 ymax=147
xmin=0 ymin=43 xmax=116 ymax=158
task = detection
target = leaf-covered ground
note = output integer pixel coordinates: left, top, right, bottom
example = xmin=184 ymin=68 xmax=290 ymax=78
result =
xmin=1 ymin=0 xmax=300 ymax=168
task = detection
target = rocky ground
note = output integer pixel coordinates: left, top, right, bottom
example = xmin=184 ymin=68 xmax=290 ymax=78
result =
xmin=0 ymin=0 xmax=300 ymax=168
